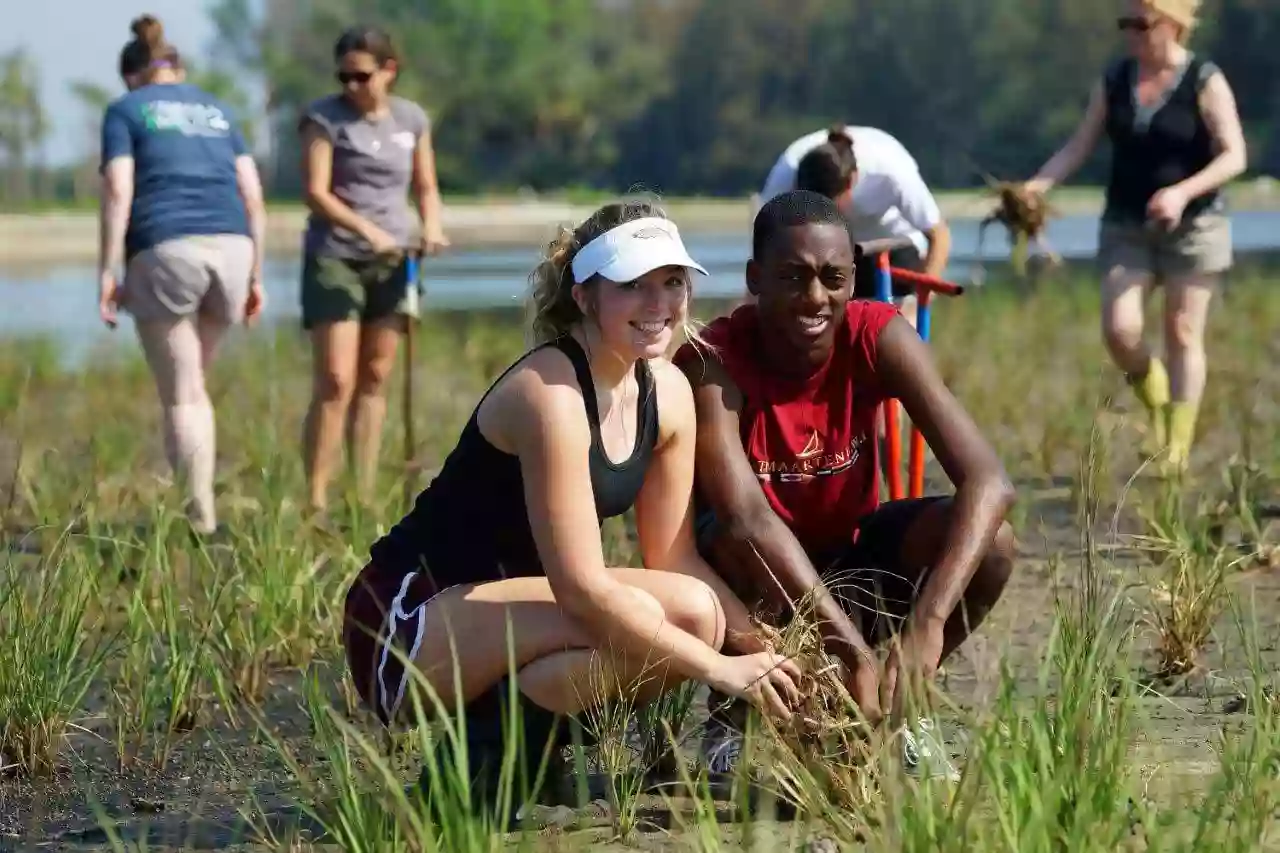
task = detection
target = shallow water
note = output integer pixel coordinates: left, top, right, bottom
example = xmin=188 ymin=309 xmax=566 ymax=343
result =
xmin=4 ymin=210 xmax=1280 ymax=365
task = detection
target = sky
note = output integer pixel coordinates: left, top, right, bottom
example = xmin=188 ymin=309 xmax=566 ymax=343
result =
xmin=4 ymin=1 xmax=262 ymax=165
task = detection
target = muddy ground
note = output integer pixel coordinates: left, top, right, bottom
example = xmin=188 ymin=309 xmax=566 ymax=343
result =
xmin=3 ymin=461 xmax=1276 ymax=853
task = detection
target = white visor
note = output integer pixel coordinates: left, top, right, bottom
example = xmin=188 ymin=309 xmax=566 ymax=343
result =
xmin=570 ymin=217 xmax=709 ymax=284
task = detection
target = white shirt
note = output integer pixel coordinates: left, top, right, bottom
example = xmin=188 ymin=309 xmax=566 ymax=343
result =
xmin=759 ymin=126 xmax=942 ymax=257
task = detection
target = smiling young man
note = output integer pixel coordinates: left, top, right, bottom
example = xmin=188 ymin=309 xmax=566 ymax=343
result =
xmin=674 ymin=190 xmax=1017 ymax=777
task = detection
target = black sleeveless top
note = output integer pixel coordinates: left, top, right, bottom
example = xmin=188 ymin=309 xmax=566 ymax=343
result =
xmin=368 ymin=335 xmax=660 ymax=592
xmin=1102 ymin=55 xmax=1220 ymax=224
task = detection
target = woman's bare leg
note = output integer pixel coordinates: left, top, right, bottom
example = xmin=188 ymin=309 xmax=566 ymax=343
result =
xmin=348 ymin=318 xmax=402 ymax=505
xmin=1101 ymin=267 xmax=1169 ymax=453
xmin=1161 ymin=272 xmax=1216 ymax=469
xmin=136 ymin=316 xmax=226 ymax=533
xmin=303 ymin=320 xmax=361 ymax=511
xmin=387 ymin=569 xmax=726 ymax=725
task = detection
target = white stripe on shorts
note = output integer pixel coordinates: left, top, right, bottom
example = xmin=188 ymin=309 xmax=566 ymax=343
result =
xmin=375 ymin=571 xmax=448 ymax=724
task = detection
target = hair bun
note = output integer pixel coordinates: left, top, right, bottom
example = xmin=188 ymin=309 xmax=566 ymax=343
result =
xmin=826 ymin=124 xmax=852 ymax=149
xmin=130 ymin=14 xmax=165 ymax=45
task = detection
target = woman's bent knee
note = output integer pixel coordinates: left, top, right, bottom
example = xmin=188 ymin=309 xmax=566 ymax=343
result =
xmin=1165 ymin=313 xmax=1203 ymax=350
xmin=1101 ymin=306 xmax=1144 ymax=349
xmin=657 ymin=575 xmax=726 ymax=652
xmin=314 ymin=368 xmax=356 ymax=404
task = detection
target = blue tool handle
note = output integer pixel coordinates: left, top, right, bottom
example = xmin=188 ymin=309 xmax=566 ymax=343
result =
xmin=916 ymin=298 xmax=932 ymax=343
xmin=875 ymin=255 xmax=893 ymax=303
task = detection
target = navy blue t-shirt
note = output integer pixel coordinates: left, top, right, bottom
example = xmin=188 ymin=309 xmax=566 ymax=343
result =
xmin=100 ymin=82 xmax=250 ymax=259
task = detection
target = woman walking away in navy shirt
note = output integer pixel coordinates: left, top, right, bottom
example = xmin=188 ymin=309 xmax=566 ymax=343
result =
xmin=298 ymin=26 xmax=449 ymax=513
xmin=1021 ymin=0 xmax=1246 ymax=476
xmin=98 ymin=15 xmax=267 ymax=536
xmin=343 ymin=200 xmax=801 ymax=816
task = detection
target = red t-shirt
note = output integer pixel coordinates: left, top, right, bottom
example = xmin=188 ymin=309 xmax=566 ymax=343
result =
xmin=678 ymin=300 xmax=898 ymax=554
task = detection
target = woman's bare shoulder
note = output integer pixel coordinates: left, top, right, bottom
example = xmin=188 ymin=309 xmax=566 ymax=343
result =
xmin=648 ymin=356 xmax=697 ymax=445
xmin=477 ymin=344 xmax=589 ymax=450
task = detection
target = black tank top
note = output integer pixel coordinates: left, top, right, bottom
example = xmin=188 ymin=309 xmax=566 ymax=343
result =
xmin=1102 ymin=55 xmax=1220 ymax=223
xmin=368 ymin=334 xmax=660 ymax=592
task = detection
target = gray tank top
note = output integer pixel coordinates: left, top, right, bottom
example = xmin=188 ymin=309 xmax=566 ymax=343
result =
xmin=299 ymin=94 xmax=430 ymax=259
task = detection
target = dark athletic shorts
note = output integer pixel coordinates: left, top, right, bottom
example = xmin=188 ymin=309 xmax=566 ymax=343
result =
xmin=342 ymin=560 xmax=600 ymax=749
xmin=300 ymin=251 xmax=416 ymax=331
xmin=695 ymin=495 xmax=947 ymax=644
xmin=343 ymin=560 xmax=593 ymax=810
xmin=853 ymin=244 xmax=925 ymax=302
xmin=343 ymin=559 xmax=451 ymax=727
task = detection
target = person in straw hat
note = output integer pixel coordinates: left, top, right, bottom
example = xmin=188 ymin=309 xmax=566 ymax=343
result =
xmin=1021 ymin=0 xmax=1247 ymax=477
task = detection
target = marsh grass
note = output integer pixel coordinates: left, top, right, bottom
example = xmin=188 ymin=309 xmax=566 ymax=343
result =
xmin=112 ymin=535 xmax=226 ymax=770
xmin=1130 ymin=470 xmax=1271 ymax=683
xmin=0 ymin=535 xmax=112 ymax=776
xmin=2 ymin=271 xmax=1280 ymax=848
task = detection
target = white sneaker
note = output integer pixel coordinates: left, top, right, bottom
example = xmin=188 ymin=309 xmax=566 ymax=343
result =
xmin=901 ymin=718 xmax=960 ymax=782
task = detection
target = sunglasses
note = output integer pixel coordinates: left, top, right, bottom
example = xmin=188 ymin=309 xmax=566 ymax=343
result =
xmin=1116 ymin=15 xmax=1154 ymax=32
xmin=336 ymin=70 xmax=375 ymax=85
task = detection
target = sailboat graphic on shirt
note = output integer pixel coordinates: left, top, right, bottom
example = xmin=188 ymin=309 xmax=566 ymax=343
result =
xmin=754 ymin=428 xmax=864 ymax=483
xmin=796 ymin=429 xmax=823 ymax=460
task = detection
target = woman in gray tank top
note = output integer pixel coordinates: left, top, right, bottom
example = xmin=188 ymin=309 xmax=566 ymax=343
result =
xmin=298 ymin=26 xmax=449 ymax=513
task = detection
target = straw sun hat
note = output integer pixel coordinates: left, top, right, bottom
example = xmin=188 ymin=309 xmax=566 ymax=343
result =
xmin=1144 ymin=0 xmax=1200 ymax=29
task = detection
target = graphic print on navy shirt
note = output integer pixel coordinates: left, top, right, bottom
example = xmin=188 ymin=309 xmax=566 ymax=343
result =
xmin=100 ymin=82 xmax=250 ymax=258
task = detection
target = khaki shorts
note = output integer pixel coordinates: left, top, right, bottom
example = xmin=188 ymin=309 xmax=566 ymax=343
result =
xmin=300 ymin=253 xmax=416 ymax=331
xmin=1097 ymin=212 xmax=1233 ymax=281
xmin=124 ymin=234 xmax=254 ymax=323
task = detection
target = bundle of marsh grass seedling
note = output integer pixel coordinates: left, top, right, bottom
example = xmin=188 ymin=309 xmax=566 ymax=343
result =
xmin=744 ymin=602 xmax=884 ymax=826
xmin=991 ymin=182 xmax=1051 ymax=239
xmin=979 ymin=181 xmax=1061 ymax=276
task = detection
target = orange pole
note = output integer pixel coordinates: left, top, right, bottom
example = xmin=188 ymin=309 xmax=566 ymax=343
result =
xmin=885 ymin=402 xmax=904 ymax=501
xmin=907 ymin=287 xmax=934 ymax=497
xmin=878 ymin=252 xmax=904 ymax=501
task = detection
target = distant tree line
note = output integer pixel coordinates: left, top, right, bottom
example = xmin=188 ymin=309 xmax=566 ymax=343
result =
xmin=1 ymin=0 xmax=1277 ymax=207
xmin=211 ymin=0 xmax=1280 ymax=197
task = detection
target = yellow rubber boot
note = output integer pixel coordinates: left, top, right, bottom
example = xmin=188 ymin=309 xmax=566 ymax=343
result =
xmin=1127 ymin=358 xmax=1170 ymax=459
xmin=1161 ymin=400 xmax=1200 ymax=477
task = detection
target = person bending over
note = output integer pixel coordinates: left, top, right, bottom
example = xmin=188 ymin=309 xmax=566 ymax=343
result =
xmin=758 ymin=124 xmax=952 ymax=325
xmin=674 ymin=190 xmax=1016 ymax=778
xmin=343 ymin=201 xmax=801 ymax=816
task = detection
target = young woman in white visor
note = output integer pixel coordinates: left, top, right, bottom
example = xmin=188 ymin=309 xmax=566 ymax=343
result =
xmin=341 ymin=200 xmax=801 ymax=819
